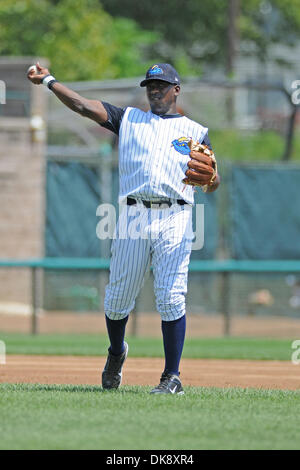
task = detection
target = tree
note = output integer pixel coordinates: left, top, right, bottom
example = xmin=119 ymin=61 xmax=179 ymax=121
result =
xmin=0 ymin=0 xmax=158 ymax=81
xmin=100 ymin=0 xmax=300 ymax=75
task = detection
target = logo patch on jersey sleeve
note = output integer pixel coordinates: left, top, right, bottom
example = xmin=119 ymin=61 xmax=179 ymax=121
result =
xmin=172 ymin=137 xmax=191 ymax=155
xmin=149 ymin=65 xmax=163 ymax=76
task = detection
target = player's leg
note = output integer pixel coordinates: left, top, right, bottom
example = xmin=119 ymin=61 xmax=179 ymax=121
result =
xmin=150 ymin=205 xmax=193 ymax=394
xmin=161 ymin=314 xmax=186 ymax=377
xmin=105 ymin=315 xmax=129 ymax=356
xmin=104 ymin=205 xmax=151 ymax=321
xmin=102 ymin=205 xmax=151 ymax=389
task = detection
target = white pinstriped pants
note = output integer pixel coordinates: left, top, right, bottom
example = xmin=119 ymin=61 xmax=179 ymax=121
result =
xmin=104 ymin=202 xmax=193 ymax=321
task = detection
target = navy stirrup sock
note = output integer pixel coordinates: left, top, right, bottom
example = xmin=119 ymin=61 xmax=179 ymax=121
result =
xmin=161 ymin=315 xmax=186 ymax=377
xmin=105 ymin=315 xmax=129 ymax=356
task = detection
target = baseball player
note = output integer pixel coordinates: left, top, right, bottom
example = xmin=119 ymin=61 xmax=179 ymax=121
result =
xmin=27 ymin=62 xmax=220 ymax=394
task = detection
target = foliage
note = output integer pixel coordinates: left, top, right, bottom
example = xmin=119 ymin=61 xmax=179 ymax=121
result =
xmin=240 ymin=0 xmax=300 ymax=64
xmin=1 ymin=0 xmax=300 ymax=80
xmin=101 ymin=0 xmax=300 ymax=75
xmin=101 ymin=0 xmax=227 ymax=75
xmin=0 ymin=0 xmax=158 ymax=80
xmin=210 ymin=128 xmax=300 ymax=162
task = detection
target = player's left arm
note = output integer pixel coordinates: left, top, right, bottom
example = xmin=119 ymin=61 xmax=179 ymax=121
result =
xmin=201 ymin=133 xmax=220 ymax=192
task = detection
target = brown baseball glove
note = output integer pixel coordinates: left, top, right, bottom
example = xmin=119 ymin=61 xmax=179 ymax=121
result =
xmin=183 ymin=140 xmax=218 ymax=192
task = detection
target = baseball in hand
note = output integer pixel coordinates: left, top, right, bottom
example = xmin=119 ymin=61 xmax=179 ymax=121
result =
xmin=27 ymin=65 xmax=38 ymax=75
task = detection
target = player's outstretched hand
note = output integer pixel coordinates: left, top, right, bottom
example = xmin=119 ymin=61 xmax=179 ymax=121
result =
xmin=27 ymin=62 xmax=50 ymax=85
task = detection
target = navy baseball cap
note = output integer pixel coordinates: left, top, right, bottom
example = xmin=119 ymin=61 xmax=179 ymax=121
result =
xmin=140 ymin=63 xmax=180 ymax=87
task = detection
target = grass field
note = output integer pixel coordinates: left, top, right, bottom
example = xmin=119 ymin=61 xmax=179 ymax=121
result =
xmin=0 ymin=332 xmax=294 ymax=360
xmin=0 ymin=383 xmax=299 ymax=450
xmin=1 ymin=333 xmax=299 ymax=450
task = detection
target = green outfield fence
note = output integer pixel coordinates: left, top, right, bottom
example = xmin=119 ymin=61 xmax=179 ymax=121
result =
xmin=1 ymin=258 xmax=300 ymax=336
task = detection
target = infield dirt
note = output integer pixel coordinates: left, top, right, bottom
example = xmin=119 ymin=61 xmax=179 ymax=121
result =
xmin=1 ymin=355 xmax=299 ymax=390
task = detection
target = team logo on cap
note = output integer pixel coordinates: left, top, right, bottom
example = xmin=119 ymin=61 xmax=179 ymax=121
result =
xmin=148 ymin=65 xmax=163 ymax=76
xmin=172 ymin=137 xmax=191 ymax=155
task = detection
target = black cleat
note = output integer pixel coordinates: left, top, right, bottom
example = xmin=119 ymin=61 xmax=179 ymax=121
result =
xmin=102 ymin=342 xmax=128 ymax=390
xmin=150 ymin=372 xmax=184 ymax=395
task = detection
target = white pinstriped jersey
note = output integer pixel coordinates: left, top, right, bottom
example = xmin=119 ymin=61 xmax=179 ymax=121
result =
xmin=117 ymin=107 xmax=208 ymax=205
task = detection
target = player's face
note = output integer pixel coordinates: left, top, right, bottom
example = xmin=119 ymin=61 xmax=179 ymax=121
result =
xmin=146 ymin=80 xmax=180 ymax=115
